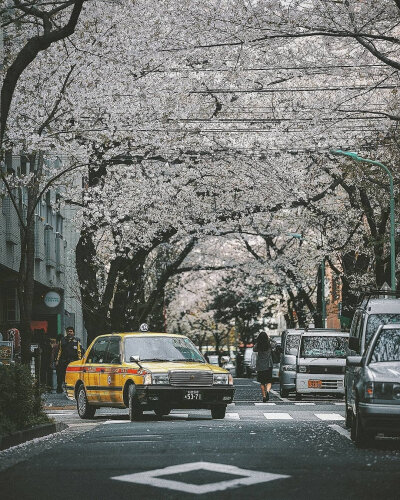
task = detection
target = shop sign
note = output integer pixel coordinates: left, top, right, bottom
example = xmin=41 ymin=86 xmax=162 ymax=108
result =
xmin=44 ymin=291 xmax=61 ymax=308
xmin=0 ymin=341 xmax=13 ymax=364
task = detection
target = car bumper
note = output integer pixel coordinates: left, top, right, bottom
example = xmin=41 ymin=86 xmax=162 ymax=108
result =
xmin=359 ymin=403 xmax=400 ymax=434
xmin=280 ymin=371 xmax=296 ymax=390
xmin=135 ymin=386 xmax=235 ymax=409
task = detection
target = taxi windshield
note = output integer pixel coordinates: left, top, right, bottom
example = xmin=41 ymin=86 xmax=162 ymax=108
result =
xmin=124 ymin=336 xmax=205 ymax=363
xmin=300 ymin=336 xmax=349 ymax=358
xmin=370 ymin=329 xmax=400 ymax=363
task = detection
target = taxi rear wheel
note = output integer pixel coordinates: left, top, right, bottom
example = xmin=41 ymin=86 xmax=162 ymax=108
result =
xmin=128 ymin=385 xmax=143 ymax=421
xmin=77 ymin=385 xmax=96 ymax=419
xmin=211 ymin=406 xmax=226 ymax=419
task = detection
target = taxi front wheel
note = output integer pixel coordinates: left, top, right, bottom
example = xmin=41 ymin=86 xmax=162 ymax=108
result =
xmin=211 ymin=406 xmax=226 ymax=419
xmin=128 ymin=385 xmax=143 ymax=421
xmin=77 ymin=385 xmax=96 ymax=419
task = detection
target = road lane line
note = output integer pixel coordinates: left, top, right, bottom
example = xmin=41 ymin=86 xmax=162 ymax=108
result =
xmin=263 ymin=413 xmax=293 ymax=420
xmin=226 ymin=413 xmax=240 ymax=420
xmin=329 ymin=424 xmax=351 ymax=440
xmin=314 ymin=413 xmax=345 ymax=421
xmin=254 ymin=403 xmax=276 ymax=406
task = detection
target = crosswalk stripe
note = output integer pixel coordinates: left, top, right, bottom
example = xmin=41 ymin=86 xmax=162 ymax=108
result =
xmin=294 ymin=402 xmax=315 ymax=406
xmin=314 ymin=413 xmax=345 ymax=421
xmin=254 ymin=402 xmax=276 ymax=406
xmin=264 ymin=413 xmax=293 ymax=420
xmin=329 ymin=424 xmax=351 ymax=440
xmin=226 ymin=413 xmax=240 ymax=420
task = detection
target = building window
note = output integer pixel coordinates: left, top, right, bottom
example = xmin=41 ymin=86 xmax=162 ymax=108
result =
xmin=4 ymin=287 xmax=18 ymax=322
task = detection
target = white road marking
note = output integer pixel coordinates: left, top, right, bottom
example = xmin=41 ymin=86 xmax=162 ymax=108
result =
xmin=167 ymin=413 xmax=189 ymax=419
xmin=228 ymin=403 xmax=236 ymax=406
xmin=315 ymin=413 xmax=345 ymax=421
xmin=252 ymin=381 xmax=260 ymax=385
xmin=112 ymin=461 xmax=290 ymax=494
xmin=103 ymin=420 xmax=130 ymax=424
xmin=263 ymin=413 xmax=293 ymax=420
xmin=254 ymin=403 xmax=276 ymax=406
xmin=226 ymin=413 xmax=240 ymax=420
xmin=329 ymin=424 xmax=351 ymax=440
xmin=334 ymin=402 xmax=345 ymax=406
xmin=294 ymin=402 xmax=315 ymax=406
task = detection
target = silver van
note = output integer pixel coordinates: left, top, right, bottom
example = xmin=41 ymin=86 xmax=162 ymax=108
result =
xmin=279 ymin=329 xmax=303 ymax=397
xmin=296 ymin=330 xmax=349 ymax=400
xmin=345 ymin=291 xmax=400 ymax=426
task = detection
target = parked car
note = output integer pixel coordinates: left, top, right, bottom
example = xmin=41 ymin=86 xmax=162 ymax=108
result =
xmin=279 ymin=329 xmax=303 ymax=397
xmin=347 ymin=323 xmax=400 ymax=446
xmin=296 ymin=330 xmax=349 ymax=400
xmin=66 ymin=330 xmax=235 ymax=420
xmin=243 ymin=347 xmax=256 ymax=377
xmin=270 ymin=335 xmax=282 ymax=381
xmin=345 ymin=290 xmax=400 ymax=426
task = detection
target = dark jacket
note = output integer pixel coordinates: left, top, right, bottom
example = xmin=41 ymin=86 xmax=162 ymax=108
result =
xmin=57 ymin=337 xmax=83 ymax=364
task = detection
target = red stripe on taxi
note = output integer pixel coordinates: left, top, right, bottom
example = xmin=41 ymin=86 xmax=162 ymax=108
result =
xmin=66 ymin=366 xmax=83 ymax=372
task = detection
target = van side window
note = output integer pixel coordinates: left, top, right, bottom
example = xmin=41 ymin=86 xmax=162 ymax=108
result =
xmin=357 ymin=314 xmax=365 ymax=340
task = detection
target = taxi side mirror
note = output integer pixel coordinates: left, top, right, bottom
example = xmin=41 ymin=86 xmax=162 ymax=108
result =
xmin=130 ymin=355 xmax=140 ymax=362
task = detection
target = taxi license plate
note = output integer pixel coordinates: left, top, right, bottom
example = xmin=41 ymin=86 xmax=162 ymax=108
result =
xmin=184 ymin=390 xmax=201 ymax=400
xmin=308 ymin=380 xmax=322 ymax=388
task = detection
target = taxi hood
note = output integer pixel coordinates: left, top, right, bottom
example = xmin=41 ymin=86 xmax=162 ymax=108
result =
xmin=137 ymin=361 xmax=227 ymax=373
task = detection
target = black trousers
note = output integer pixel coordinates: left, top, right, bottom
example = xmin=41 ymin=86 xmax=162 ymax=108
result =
xmin=56 ymin=362 xmax=68 ymax=390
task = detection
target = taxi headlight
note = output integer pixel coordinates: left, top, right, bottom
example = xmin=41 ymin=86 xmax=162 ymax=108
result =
xmin=152 ymin=373 xmax=170 ymax=385
xmin=298 ymin=366 xmax=307 ymax=373
xmin=213 ymin=374 xmax=229 ymax=385
xmin=282 ymin=364 xmax=296 ymax=372
xmin=143 ymin=374 xmax=152 ymax=385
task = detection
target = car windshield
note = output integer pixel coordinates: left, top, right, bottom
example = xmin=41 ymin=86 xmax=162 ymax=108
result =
xmin=124 ymin=336 xmax=205 ymax=363
xmin=370 ymin=329 xmax=400 ymax=363
xmin=366 ymin=314 xmax=400 ymax=345
xmin=285 ymin=335 xmax=301 ymax=355
xmin=300 ymin=336 xmax=349 ymax=358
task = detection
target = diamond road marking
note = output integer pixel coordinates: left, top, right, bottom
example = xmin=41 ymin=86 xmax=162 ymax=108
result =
xmin=263 ymin=413 xmax=293 ymax=420
xmin=226 ymin=413 xmax=240 ymax=420
xmin=254 ymin=403 xmax=276 ymax=406
xmin=111 ymin=461 xmax=290 ymax=494
xmin=315 ymin=413 xmax=345 ymax=421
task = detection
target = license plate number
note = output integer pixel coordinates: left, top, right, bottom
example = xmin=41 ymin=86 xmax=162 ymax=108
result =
xmin=184 ymin=390 xmax=201 ymax=400
xmin=308 ymin=380 xmax=322 ymax=388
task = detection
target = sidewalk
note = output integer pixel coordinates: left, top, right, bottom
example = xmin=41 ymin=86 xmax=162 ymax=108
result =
xmin=42 ymin=391 xmax=75 ymax=410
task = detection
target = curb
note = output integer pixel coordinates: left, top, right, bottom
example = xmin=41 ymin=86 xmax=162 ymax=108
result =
xmin=0 ymin=422 xmax=68 ymax=451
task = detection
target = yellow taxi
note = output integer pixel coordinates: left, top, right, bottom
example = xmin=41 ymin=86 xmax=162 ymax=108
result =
xmin=65 ymin=327 xmax=235 ymax=420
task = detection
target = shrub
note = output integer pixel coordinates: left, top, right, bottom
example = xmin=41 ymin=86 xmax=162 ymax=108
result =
xmin=0 ymin=364 xmax=50 ymax=436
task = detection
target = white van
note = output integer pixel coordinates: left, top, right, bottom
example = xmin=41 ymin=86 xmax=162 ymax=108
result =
xmin=296 ymin=330 xmax=349 ymax=400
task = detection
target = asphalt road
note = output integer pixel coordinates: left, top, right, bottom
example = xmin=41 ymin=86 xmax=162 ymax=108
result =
xmin=0 ymin=379 xmax=399 ymax=499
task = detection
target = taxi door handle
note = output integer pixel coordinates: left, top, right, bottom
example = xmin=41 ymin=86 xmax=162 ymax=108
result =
xmin=100 ymin=368 xmax=105 ymax=373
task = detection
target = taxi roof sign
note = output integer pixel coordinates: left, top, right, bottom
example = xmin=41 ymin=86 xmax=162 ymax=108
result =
xmin=139 ymin=323 xmax=149 ymax=332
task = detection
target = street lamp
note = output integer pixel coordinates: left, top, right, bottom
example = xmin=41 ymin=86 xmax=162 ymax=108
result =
xmin=330 ymin=149 xmax=396 ymax=291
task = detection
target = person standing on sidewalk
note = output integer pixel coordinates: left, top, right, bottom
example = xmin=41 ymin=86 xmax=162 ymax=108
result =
xmin=55 ymin=327 xmax=84 ymax=393
xmin=253 ymin=331 xmax=274 ymax=402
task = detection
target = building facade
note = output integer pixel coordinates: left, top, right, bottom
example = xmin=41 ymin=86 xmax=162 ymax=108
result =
xmin=0 ymin=155 xmax=86 ymax=347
